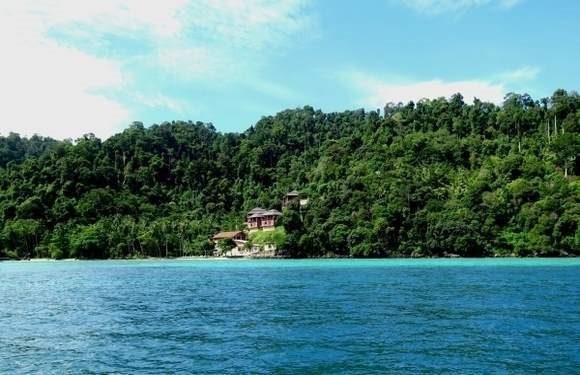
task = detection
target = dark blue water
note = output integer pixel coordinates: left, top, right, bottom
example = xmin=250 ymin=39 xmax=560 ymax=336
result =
xmin=0 ymin=259 xmax=578 ymax=374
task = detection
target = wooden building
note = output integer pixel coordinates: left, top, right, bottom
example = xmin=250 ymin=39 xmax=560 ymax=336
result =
xmin=212 ymin=231 xmax=246 ymax=244
xmin=246 ymin=208 xmax=282 ymax=232
xmin=282 ymin=190 xmax=300 ymax=207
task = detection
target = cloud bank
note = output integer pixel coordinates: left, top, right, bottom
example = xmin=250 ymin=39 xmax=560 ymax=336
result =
xmin=0 ymin=0 xmax=312 ymax=140
xmin=344 ymin=66 xmax=540 ymax=107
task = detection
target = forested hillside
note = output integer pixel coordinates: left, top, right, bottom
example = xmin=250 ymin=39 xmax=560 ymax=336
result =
xmin=0 ymin=90 xmax=578 ymax=259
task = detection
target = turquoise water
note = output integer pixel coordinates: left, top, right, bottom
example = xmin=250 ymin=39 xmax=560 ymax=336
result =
xmin=0 ymin=259 xmax=578 ymax=374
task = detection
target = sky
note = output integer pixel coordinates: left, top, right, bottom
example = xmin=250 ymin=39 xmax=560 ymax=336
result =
xmin=0 ymin=0 xmax=578 ymax=140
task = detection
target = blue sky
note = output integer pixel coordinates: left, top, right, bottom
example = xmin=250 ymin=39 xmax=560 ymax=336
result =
xmin=1 ymin=0 xmax=578 ymax=139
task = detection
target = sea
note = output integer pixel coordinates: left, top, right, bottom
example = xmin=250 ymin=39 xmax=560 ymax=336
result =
xmin=0 ymin=258 xmax=578 ymax=374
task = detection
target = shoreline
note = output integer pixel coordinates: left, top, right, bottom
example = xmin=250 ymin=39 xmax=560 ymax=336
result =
xmin=2 ymin=255 xmax=577 ymax=262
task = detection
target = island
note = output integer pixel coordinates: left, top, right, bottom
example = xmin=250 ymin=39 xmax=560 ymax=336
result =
xmin=0 ymin=90 xmax=578 ymax=260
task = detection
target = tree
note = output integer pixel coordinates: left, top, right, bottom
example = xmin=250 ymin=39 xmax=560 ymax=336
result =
xmin=1 ymin=219 xmax=43 ymax=258
xmin=0 ymin=90 xmax=577 ymax=259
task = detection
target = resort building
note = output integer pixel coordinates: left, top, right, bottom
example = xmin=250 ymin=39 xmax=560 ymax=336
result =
xmin=283 ymin=190 xmax=309 ymax=208
xmin=246 ymin=208 xmax=282 ymax=232
xmin=212 ymin=197 xmax=290 ymax=257
xmin=212 ymin=230 xmax=246 ymax=246
xmin=211 ymin=231 xmax=248 ymax=257
xmin=282 ymin=190 xmax=300 ymax=207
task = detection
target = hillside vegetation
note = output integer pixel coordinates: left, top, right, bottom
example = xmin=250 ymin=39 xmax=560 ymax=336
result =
xmin=0 ymin=90 xmax=578 ymax=258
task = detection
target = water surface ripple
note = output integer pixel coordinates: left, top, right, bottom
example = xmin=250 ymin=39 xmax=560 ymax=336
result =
xmin=0 ymin=259 xmax=578 ymax=374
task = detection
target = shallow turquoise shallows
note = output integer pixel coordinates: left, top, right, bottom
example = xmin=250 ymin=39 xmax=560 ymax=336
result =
xmin=1 ymin=259 xmax=579 ymax=374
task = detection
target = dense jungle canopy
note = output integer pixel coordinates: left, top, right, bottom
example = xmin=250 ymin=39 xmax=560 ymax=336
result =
xmin=0 ymin=90 xmax=578 ymax=259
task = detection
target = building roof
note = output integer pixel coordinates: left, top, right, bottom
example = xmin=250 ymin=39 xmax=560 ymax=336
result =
xmin=285 ymin=190 xmax=299 ymax=196
xmin=247 ymin=207 xmax=266 ymax=215
xmin=247 ymin=208 xmax=283 ymax=219
xmin=212 ymin=231 xmax=244 ymax=240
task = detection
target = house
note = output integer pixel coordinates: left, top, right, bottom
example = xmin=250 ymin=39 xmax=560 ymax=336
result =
xmin=246 ymin=207 xmax=266 ymax=231
xmin=261 ymin=209 xmax=283 ymax=230
xmin=212 ymin=231 xmax=248 ymax=257
xmin=212 ymin=231 xmax=246 ymax=246
xmin=250 ymin=242 xmax=277 ymax=257
xmin=283 ymin=190 xmax=309 ymax=208
xmin=282 ymin=190 xmax=300 ymax=207
xmin=246 ymin=208 xmax=282 ymax=232
xmin=212 ymin=198 xmax=288 ymax=257
xmin=212 ymin=229 xmax=279 ymax=258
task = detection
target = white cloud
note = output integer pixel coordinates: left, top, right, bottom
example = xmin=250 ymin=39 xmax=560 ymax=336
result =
xmin=152 ymin=47 xmax=229 ymax=81
xmin=395 ymin=0 xmax=523 ymax=14
xmin=133 ymin=93 xmax=186 ymax=114
xmin=147 ymin=0 xmax=314 ymax=87
xmin=187 ymin=0 xmax=311 ymax=50
xmin=0 ymin=0 xmax=311 ymax=140
xmin=4 ymin=0 xmax=189 ymax=38
xmin=0 ymin=3 xmax=131 ymax=140
xmin=345 ymin=71 xmax=506 ymax=107
xmin=498 ymin=66 xmax=541 ymax=83
xmin=343 ymin=64 xmax=542 ymax=108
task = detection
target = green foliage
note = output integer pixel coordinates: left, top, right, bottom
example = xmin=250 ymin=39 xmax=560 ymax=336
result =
xmin=250 ymin=227 xmax=286 ymax=247
xmin=1 ymin=219 xmax=43 ymax=258
xmin=69 ymin=222 xmax=109 ymax=259
xmin=216 ymin=238 xmax=236 ymax=250
xmin=0 ymin=90 xmax=578 ymax=258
